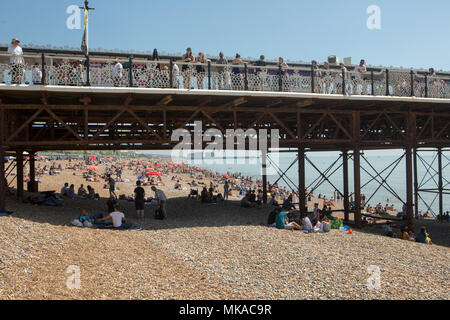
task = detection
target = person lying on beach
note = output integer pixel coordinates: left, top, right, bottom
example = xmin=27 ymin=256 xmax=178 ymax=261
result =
xmin=275 ymin=210 xmax=302 ymax=230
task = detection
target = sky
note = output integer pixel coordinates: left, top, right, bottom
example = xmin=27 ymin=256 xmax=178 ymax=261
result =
xmin=1 ymin=0 xmax=450 ymax=71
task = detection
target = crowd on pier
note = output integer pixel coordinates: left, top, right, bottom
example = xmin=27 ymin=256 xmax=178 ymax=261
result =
xmin=5 ymin=38 xmax=448 ymax=97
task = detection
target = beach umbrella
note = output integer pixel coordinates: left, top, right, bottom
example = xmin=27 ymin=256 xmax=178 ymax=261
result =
xmin=222 ymin=174 xmax=231 ymax=178
xmin=146 ymin=171 xmax=162 ymax=176
xmin=87 ymin=166 xmax=98 ymax=171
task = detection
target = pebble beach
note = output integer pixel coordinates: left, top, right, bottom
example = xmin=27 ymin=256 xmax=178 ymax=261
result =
xmin=0 ymin=157 xmax=449 ymax=300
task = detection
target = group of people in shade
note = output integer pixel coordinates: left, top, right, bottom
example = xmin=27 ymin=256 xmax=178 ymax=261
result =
xmin=70 ymin=173 xmax=167 ymax=229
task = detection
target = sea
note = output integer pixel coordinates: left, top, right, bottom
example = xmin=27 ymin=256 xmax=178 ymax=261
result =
xmin=144 ymin=149 xmax=449 ymax=215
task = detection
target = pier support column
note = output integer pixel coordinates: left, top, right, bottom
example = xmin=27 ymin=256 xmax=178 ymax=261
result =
xmin=413 ymin=148 xmax=419 ymax=219
xmin=16 ymin=150 xmax=24 ymax=201
xmin=352 ymin=111 xmax=361 ymax=228
xmin=342 ymin=151 xmax=350 ymax=223
xmin=28 ymin=151 xmax=36 ymax=192
xmin=298 ymin=147 xmax=306 ymax=215
xmin=262 ymin=150 xmax=267 ymax=204
xmin=437 ymin=147 xmax=443 ymax=222
xmin=0 ymin=149 xmax=6 ymax=212
xmin=405 ymin=147 xmax=414 ymax=230
xmin=353 ymin=149 xmax=362 ymax=228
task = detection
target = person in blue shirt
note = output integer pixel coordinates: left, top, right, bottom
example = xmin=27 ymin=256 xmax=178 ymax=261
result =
xmin=415 ymin=226 xmax=432 ymax=245
xmin=275 ymin=210 xmax=302 ymax=230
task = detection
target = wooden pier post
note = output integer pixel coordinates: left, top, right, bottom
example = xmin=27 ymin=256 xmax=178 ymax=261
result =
xmin=28 ymin=151 xmax=36 ymax=192
xmin=16 ymin=150 xmax=24 ymax=201
xmin=342 ymin=150 xmax=350 ymax=223
xmin=0 ymin=149 xmax=6 ymax=212
xmin=298 ymin=147 xmax=306 ymax=215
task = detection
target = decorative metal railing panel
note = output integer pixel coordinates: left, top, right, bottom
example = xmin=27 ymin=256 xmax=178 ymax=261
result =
xmin=0 ymin=53 xmax=449 ymax=99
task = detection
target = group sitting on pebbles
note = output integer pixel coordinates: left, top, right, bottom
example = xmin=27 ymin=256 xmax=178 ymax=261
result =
xmin=383 ymin=222 xmax=433 ymax=244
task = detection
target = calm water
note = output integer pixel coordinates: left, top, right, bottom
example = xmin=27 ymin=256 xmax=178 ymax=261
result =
xmin=176 ymin=150 xmax=449 ymax=215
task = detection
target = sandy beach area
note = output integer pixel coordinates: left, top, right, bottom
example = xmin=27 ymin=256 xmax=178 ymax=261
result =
xmin=0 ymin=157 xmax=448 ymax=300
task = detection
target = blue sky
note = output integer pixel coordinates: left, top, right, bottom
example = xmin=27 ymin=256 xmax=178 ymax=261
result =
xmin=1 ymin=0 xmax=449 ymax=70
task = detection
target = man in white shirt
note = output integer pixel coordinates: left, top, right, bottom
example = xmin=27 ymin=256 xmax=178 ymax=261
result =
xmin=354 ymin=59 xmax=367 ymax=74
xmin=151 ymin=186 xmax=167 ymax=218
xmin=97 ymin=204 xmax=127 ymax=228
xmin=8 ymin=38 xmax=24 ymax=84
xmin=113 ymin=60 xmax=123 ymax=87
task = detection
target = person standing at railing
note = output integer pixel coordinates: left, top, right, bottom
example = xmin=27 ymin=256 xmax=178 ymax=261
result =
xmin=7 ymin=38 xmax=24 ymax=84
xmin=337 ymin=62 xmax=349 ymax=94
xmin=195 ymin=52 xmax=209 ymax=89
xmin=354 ymin=59 xmax=367 ymax=95
xmin=113 ymin=60 xmax=123 ymax=87
xmin=320 ymin=62 xmax=333 ymax=94
xmin=354 ymin=59 xmax=367 ymax=75
xmin=278 ymin=57 xmax=289 ymax=91
xmin=231 ymin=53 xmax=246 ymax=90
xmin=216 ymin=52 xmax=228 ymax=90
xmin=254 ymin=55 xmax=266 ymax=91
xmin=171 ymin=58 xmax=180 ymax=88
xmin=32 ymin=63 xmax=42 ymax=85
xmin=312 ymin=60 xmax=321 ymax=92
xmin=181 ymin=48 xmax=195 ymax=89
